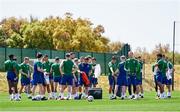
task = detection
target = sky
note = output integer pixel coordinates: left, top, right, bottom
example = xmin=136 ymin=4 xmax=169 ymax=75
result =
xmin=0 ymin=0 xmax=180 ymax=52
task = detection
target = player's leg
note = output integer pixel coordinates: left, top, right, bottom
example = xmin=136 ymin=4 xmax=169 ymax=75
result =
xmin=93 ymin=78 xmax=98 ymax=87
xmin=108 ymin=75 xmax=114 ymax=99
xmin=31 ymin=84 xmax=37 ymax=100
xmin=7 ymin=80 xmax=14 ymax=100
xmin=26 ymin=84 xmax=31 ymax=98
xmin=71 ymin=78 xmax=76 ymax=99
xmin=59 ymin=75 xmax=67 ymax=100
xmin=166 ymin=79 xmax=172 ymax=98
xmin=156 ymin=74 xmax=164 ymax=99
xmin=139 ymin=73 xmax=144 ymax=98
xmin=19 ymin=85 xmax=24 ymax=97
xmin=14 ymin=80 xmax=20 ymax=101
xmin=49 ymin=75 xmax=54 ymax=99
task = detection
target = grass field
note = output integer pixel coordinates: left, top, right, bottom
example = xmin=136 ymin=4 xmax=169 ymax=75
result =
xmin=0 ymin=64 xmax=180 ymax=111
xmin=0 ymin=91 xmax=180 ymax=111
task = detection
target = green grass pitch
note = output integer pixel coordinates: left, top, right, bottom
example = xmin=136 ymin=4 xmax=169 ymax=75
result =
xmin=0 ymin=91 xmax=180 ymax=112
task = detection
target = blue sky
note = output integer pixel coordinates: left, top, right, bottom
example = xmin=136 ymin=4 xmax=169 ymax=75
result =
xmin=0 ymin=0 xmax=179 ymax=52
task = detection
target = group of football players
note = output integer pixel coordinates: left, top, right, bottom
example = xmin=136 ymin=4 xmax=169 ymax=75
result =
xmin=107 ymin=51 xmax=173 ymax=100
xmin=4 ymin=52 xmax=98 ymax=101
xmin=4 ymin=50 xmax=174 ymax=101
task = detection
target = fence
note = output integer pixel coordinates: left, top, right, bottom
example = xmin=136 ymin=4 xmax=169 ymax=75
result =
xmin=0 ymin=44 xmax=131 ymax=75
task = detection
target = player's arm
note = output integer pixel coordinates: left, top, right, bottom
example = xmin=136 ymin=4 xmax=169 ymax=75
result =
xmin=19 ymin=66 xmax=28 ymax=77
xmin=72 ymin=66 xmax=77 ymax=82
xmin=88 ymin=65 xmax=92 ymax=76
xmin=37 ymin=63 xmax=44 ymax=73
xmin=60 ymin=61 xmax=64 ymax=75
xmin=109 ymin=63 xmax=115 ymax=75
xmin=50 ymin=66 xmax=53 ymax=74
xmin=124 ymin=61 xmax=128 ymax=72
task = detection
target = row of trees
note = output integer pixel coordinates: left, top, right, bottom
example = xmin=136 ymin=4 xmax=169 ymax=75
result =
xmin=0 ymin=13 xmax=123 ymax=53
xmin=0 ymin=13 xmax=179 ymax=64
xmin=134 ymin=43 xmax=180 ymax=64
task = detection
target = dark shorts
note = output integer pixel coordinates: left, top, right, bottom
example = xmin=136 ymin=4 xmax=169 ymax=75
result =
xmin=166 ymin=79 xmax=172 ymax=85
xmin=92 ymin=77 xmax=98 ymax=85
xmin=155 ymin=75 xmax=162 ymax=84
xmin=53 ymin=76 xmax=62 ymax=84
xmin=136 ymin=78 xmax=142 ymax=85
xmin=61 ymin=74 xmax=73 ymax=85
xmin=7 ymin=71 xmax=17 ymax=82
xmin=117 ymin=75 xmax=128 ymax=86
xmin=79 ymin=74 xmax=89 ymax=87
xmin=108 ymin=75 xmax=115 ymax=86
xmin=32 ymin=73 xmax=43 ymax=85
xmin=21 ymin=78 xmax=30 ymax=86
xmin=127 ymin=75 xmax=137 ymax=86
xmin=162 ymin=75 xmax=167 ymax=84
xmin=49 ymin=74 xmax=53 ymax=80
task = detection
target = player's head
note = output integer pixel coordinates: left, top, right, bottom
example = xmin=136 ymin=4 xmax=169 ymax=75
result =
xmin=111 ymin=56 xmax=116 ymax=63
xmin=24 ymin=57 xmax=29 ymax=63
xmin=138 ymin=56 xmax=142 ymax=61
xmin=8 ymin=54 xmax=14 ymax=60
xmin=87 ymin=55 xmax=92 ymax=63
xmin=13 ymin=56 xmax=17 ymax=61
xmin=156 ymin=53 xmax=162 ymax=60
xmin=70 ymin=52 xmax=75 ymax=59
xmin=36 ymin=52 xmax=43 ymax=60
xmin=43 ymin=54 xmax=49 ymax=62
xmin=92 ymin=57 xmax=96 ymax=63
xmin=120 ymin=55 xmax=126 ymax=62
xmin=84 ymin=57 xmax=89 ymax=63
xmin=55 ymin=57 xmax=60 ymax=63
xmin=80 ymin=56 xmax=84 ymax=63
xmin=66 ymin=53 xmax=71 ymax=59
xmin=74 ymin=58 xmax=79 ymax=65
xmin=128 ymin=51 xmax=134 ymax=58
xmin=162 ymin=54 xmax=166 ymax=59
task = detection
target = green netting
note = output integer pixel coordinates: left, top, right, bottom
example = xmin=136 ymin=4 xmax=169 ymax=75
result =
xmin=79 ymin=52 xmax=92 ymax=58
xmin=0 ymin=44 xmax=131 ymax=73
xmin=0 ymin=48 xmax=5 ymax=71
xmin=51 ymin=50 xmax=65 ymax=59
xmin=22 ymin=48 xmax=36 ymax=59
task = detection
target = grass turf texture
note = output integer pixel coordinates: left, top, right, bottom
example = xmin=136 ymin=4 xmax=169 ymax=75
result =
xmin=0 ymin=91 xmax=180 ymax=111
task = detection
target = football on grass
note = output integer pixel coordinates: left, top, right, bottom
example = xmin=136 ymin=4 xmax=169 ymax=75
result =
xmin=87 ymin=95 xmax=94 ymax=102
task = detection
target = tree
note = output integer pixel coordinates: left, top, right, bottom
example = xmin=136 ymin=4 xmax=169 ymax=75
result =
xmin=108 ymin=41 xmax=123 ymax=53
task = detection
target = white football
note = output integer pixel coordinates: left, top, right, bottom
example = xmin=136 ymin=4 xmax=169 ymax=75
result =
xmin=87 ymin=95 xmax=94 ymax=102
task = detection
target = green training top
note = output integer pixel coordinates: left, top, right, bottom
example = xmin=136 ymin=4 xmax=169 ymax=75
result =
xmin=4 ymin=60 xmax=15 ymax=71
xmin=157 ymin=59 xmax=167 ymax=76
xmin=108 ymin=61 xmax=118 ymax=75
xmin=136 ymin=62 xmax=141 ymax=80
xmin=124 ymin=58 xmax=138 ymax=75
xmin=62 ymin=59 xmax=74 ymax=75
xmin=20 ymin=63 xmax=30 ymax=79
xmin=43 ymin=61 xmax=53 ymax=73
xmin=51 ymin=63 xmax=61 ymax=77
